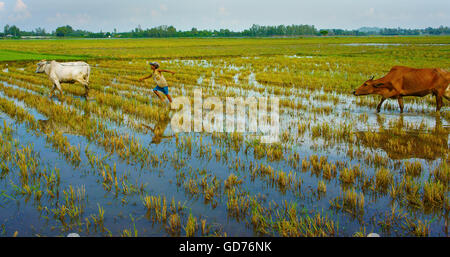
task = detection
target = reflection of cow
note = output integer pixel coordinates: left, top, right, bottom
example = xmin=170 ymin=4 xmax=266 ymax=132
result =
xmin=142 ymin=118 xmax=173 ymax=144
xmin=353 ymin=66 xmax=449 ymax=113
xmin=355 ymin=115 xmax=449 ymax=160
xmin=38 ymin=118 xmax=86 ymax=136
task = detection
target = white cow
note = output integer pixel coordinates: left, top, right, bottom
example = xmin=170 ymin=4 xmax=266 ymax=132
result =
xmin=36 ymin=60 xmax=91 ymax=99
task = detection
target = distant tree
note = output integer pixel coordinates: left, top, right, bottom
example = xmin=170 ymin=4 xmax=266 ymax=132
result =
xmin=191 ymin=27 xmax=198 ymax=36
xmin=3 ymin=24 xmax=9 ymax=34
xmin=34 ymin=27 xmax=46 ymax=36
xmin=3 ymin=23 xmax=449 ymax=39
xmin=167 ymin=26 xmax=176 ymax=36
xmin=4 ymin=24 xmax=21 ymax=37
xmin=320 ymin=30 xmax=328 ymax=36
xmin=55 ymin=25 xmax=74 ymax=37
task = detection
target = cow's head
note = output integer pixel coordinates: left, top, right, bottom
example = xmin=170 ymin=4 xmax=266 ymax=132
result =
xmin=35 ymin=60 xmax=49 ymax=73
xmin=352 ymin=76 xmax=386 ymax=96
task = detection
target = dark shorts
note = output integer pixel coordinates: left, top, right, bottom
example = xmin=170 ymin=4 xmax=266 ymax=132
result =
xmin=153 ymin=85 xmax=169 ymax=95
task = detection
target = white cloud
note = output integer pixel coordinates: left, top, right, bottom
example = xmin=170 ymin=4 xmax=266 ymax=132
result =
xmin=14 ymin=0 xmax=27 ymax=12
xmin=0 ymin=2 xmax=5 ymax=11
xmin=46 ymin=12 xmax=92 ymax=27
xmin=218 ymin=6 xmax=229 ymax=16
xmin=9 ymin=0 xmax=30 ymax=20
xmin=160 ymin=4 xmax=168 ymax=11
xmin=150 ymin=9 xmax=159 ymax=17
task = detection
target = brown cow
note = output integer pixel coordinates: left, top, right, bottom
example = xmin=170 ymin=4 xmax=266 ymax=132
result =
xmin=353 ymin=66 xmax=449 ymax=113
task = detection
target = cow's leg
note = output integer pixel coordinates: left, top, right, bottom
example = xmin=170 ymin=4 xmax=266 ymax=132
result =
xmin=82 ymin=81 xmax=89 ymax=98
xmin=76 ymin=77 xmax=90 ymax=98
xmin=377 ymin=97 xmax=386 ymax=113
xmin=397 ymin=97 xmax=404 ymax=113
xmin=84 ymin=85 xmax=89 ymax=98
xmin=49 ymin=84 xmax=56 ymax=98
xmin=55 ymin=81 xmax=63 ymax=100
xmin=435 ymin=94 xmax=443 ymax=112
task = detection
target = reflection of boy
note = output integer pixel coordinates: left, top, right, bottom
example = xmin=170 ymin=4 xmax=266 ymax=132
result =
xmin=142 ymin=118 xmax=172 ymax=144
xmin=139 ymin=62 xmax=175 ymax=103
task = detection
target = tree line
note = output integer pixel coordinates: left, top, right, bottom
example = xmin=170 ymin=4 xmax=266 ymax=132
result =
xmin=2 ymin=24 xmax=450 ymax=38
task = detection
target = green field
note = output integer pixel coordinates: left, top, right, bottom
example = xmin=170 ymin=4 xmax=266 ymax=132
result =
xmin=0 ymin=49 xmax=86 ymax=62
xmin=0 ymin=36 xmax=448 ymax=237
xmin=1 ymin=36 xmax=449 ymax=60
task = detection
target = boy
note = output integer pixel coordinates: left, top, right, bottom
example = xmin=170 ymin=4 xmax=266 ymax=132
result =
xmin=139 ymin=62 xmax=175 ymax=103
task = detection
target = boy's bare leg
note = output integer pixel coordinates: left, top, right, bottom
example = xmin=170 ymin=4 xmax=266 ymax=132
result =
xmin=153 ymin=90 xmax=165 ymax=101
xmin=166 ymin=94 xmax=173 ymax=103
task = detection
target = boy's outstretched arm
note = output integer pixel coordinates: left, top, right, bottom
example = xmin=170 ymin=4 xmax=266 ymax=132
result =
xmin=139 ymin=74 xmax=152 ymax=81
xmin=159 ymin=69 xmax=175 ymax=74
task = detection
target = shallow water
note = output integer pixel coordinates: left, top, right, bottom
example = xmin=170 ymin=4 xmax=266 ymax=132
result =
xmin=0 ymin=50 xmax=449 ymax=237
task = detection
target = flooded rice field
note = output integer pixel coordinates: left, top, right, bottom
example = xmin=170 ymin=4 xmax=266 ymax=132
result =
xmin=0 ymin=38 xmax=448 ymax=237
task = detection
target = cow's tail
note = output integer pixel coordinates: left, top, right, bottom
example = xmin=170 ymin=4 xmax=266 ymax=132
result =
xmin=85 ymin=65 xmax=91 ymax=84
xmin=445 ymin=86 xmax=450 ymax=101
xmin=439 ymin=69 xmax=450 ymax=101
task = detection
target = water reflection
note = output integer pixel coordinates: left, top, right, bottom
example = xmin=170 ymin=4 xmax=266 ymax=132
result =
xmin=142 ymin=118 xmax=173 ymax=144
xmin=37 ymin=111 xmax=92 ymax=135
xmin=38 ymin=118 xmax=83 ymax=135
xmin=355 ymin=115 xmax=449 ymax=160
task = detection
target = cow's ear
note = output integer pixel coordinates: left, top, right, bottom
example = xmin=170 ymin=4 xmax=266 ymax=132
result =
xmin=373 ymin=83 xmax=384 ymax=88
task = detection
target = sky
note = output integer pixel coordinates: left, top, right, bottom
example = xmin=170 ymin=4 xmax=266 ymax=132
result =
xmin=0 ymin=0 xmax=449 ymax=32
